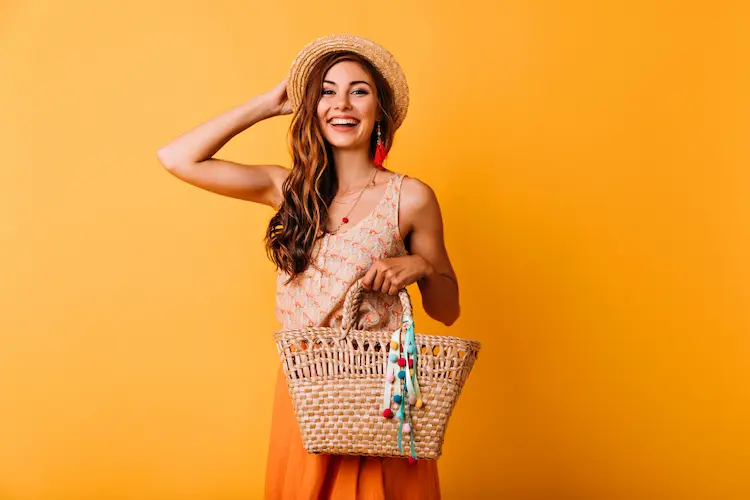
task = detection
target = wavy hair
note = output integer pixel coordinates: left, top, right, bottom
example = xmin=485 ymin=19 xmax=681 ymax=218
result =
xmin=265 ymin=52 xmax=397 ymax=282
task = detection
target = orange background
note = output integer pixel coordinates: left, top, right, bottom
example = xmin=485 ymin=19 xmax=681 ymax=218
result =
xmin=3 ymin=1 xmax=749 ymax=498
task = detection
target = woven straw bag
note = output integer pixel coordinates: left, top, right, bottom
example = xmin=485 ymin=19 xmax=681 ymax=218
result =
xmin=273 ymin=278 xmax=481 ymax=460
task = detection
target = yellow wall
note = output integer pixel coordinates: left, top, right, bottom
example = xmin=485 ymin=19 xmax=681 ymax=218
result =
xmin=3 ymin=1 xmax=749 ymax=498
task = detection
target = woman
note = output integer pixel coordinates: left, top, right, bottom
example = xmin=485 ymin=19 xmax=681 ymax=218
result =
xmin=156 ymin=34 xmax=459 ymax=500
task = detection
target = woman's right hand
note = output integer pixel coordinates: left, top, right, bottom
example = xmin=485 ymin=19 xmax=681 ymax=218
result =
xmin=261 ymin=77 xmax=293 ymax=117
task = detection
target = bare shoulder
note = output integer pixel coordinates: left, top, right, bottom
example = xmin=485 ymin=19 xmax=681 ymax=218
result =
xmin=398 ymin=175 xmax=442 ymax=236
xmin=400 ymin=175 xmax=439 ymax=212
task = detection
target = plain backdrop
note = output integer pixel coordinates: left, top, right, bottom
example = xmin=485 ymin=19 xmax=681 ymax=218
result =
xmin=2 ymin=1 xmax=749 ymax=499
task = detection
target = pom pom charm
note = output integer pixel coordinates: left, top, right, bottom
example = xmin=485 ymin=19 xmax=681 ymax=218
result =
xmin=389 ymin=353 xmax=398 ymax=363
xmin=386 ymin=373 xmax=395 ymax=383
xmin=393 ymin=394 xmax=402 ymax=404
xmin=398 ymin=370 xmax=406 ymax=380
xmin=397 ymin=357 xmax=407 ymax=367
xmin=408 ymin=457 xmax=418 ymax=465
xmin=383 ymin=408 xmax=394 ymax=419
xmin=402 ymin=423 xmax=411 ymax=434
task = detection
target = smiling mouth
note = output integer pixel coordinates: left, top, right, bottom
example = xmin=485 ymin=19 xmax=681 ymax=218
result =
xmin=329 ymin=122 xmax=359 ymax=131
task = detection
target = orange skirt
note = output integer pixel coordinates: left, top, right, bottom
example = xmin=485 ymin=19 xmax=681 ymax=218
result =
xmin=265 ymin=367 xmax=441 ymax=500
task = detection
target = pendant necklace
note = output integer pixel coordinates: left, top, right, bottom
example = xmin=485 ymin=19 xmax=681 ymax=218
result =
xmin=327 ymin=168 xmax=378 ymax=235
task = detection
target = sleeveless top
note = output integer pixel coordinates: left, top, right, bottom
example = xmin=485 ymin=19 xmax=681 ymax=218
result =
xmin=275 ymin=172 xmax=408 ymax=332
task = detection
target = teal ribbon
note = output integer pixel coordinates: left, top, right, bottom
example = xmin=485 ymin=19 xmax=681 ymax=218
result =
xmin=388 ymin=311 xmax=420 ymax=459
xmin=397 ymin=383 xmax=406 ymax=452
xmin=401 ymin=314 xmax=419 ymax=459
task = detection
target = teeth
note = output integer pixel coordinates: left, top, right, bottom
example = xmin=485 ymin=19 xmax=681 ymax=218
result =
xmin=330 ymin=119 xmax=358 ymax=125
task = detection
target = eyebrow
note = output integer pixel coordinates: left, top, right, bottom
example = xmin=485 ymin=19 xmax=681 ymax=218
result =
xmin=323 ymin=80 xmax=372 ymax=88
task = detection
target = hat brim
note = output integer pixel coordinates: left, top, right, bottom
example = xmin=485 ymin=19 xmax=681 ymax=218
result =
xmin=287 ymin=34 xmax=409 ymax=130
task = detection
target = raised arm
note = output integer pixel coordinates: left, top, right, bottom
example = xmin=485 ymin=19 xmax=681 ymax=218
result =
xmin=156 ymin=79 xmax=291 ymax=208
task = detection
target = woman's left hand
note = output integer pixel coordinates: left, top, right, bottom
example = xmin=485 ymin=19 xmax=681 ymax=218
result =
xmin=361 ymin=255 xmax=434 ymax=296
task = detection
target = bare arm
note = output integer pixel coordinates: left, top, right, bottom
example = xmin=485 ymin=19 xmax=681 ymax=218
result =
xmin=402 ymin=179 xmax=460 ymax=325
xmin=362 ymin=178 xmax=460 ymax=326
xmin=156 ymin=79 xmax=291 ymax=207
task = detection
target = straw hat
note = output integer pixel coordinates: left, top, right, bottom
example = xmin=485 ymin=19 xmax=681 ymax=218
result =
xmin=287 ymin=33 xmax=410 ymax=130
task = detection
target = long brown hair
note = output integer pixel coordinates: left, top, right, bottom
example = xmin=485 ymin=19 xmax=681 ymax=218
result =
xmin=265 ymin=52 xmax=398 ymax=282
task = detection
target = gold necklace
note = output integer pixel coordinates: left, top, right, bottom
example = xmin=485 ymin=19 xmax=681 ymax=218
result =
xmin=327 ymin=168 xmax=378 ymax=234
xmin=331 ymin=174 xmax=378 ymax=204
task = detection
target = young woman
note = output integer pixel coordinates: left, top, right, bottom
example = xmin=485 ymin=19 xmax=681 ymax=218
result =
xmin=156 ymin=34 xmax=460 ymax=500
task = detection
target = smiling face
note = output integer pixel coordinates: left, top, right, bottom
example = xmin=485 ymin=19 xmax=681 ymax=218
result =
xmin=317 ymin=60 xmax=381 ymax=151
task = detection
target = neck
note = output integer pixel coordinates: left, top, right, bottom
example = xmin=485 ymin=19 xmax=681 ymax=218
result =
xmin=331 ymin=148 xmax=377 ymax=191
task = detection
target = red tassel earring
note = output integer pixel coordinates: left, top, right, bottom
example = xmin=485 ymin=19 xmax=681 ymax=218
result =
xmin=373 ymin=121 xmax=387 ymax=170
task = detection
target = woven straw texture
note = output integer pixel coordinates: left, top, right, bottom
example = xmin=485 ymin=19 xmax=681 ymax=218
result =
xmin=273 ymin=278 xmax=481 ymax=459
xmin=287 ymin=33 xmax=410 ymax=130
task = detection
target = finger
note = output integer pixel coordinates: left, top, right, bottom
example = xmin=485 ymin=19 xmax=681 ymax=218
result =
xmin=387 ymin=272 xmax=402 ymax=295
xmin=361 ymin=266 xmax=377 ymax=290
xmin=380 ymin=275 xmax=392 ymax=294
xmin=372 ymin=268 xmax=386 ymax=292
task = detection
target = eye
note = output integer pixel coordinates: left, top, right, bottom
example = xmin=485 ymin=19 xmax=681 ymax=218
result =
xmin=321 ymin=89 xmax=369 ymax=96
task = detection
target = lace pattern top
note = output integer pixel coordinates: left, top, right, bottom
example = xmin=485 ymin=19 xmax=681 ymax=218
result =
xmin=275 ymin=172 xmax=408 ymax=332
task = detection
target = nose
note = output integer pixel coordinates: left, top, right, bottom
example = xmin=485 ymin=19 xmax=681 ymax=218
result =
xmin=334 ymin=92 xmax=352 ymax=110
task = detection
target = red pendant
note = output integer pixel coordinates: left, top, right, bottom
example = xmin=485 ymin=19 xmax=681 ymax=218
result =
xmin=342 ymin=217 xmax=349 ymax=223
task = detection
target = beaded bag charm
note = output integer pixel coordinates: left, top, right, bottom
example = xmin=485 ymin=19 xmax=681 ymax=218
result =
xmin=381 ymin=312 xmax=423 ymax=463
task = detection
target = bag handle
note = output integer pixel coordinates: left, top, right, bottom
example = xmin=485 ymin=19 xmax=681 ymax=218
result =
xmin=338 ymin=277 xmax=414 ymax=340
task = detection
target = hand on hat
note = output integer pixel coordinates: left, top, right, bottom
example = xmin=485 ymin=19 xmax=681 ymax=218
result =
xmin=260 ymin=78 xmax=293 ymax=117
